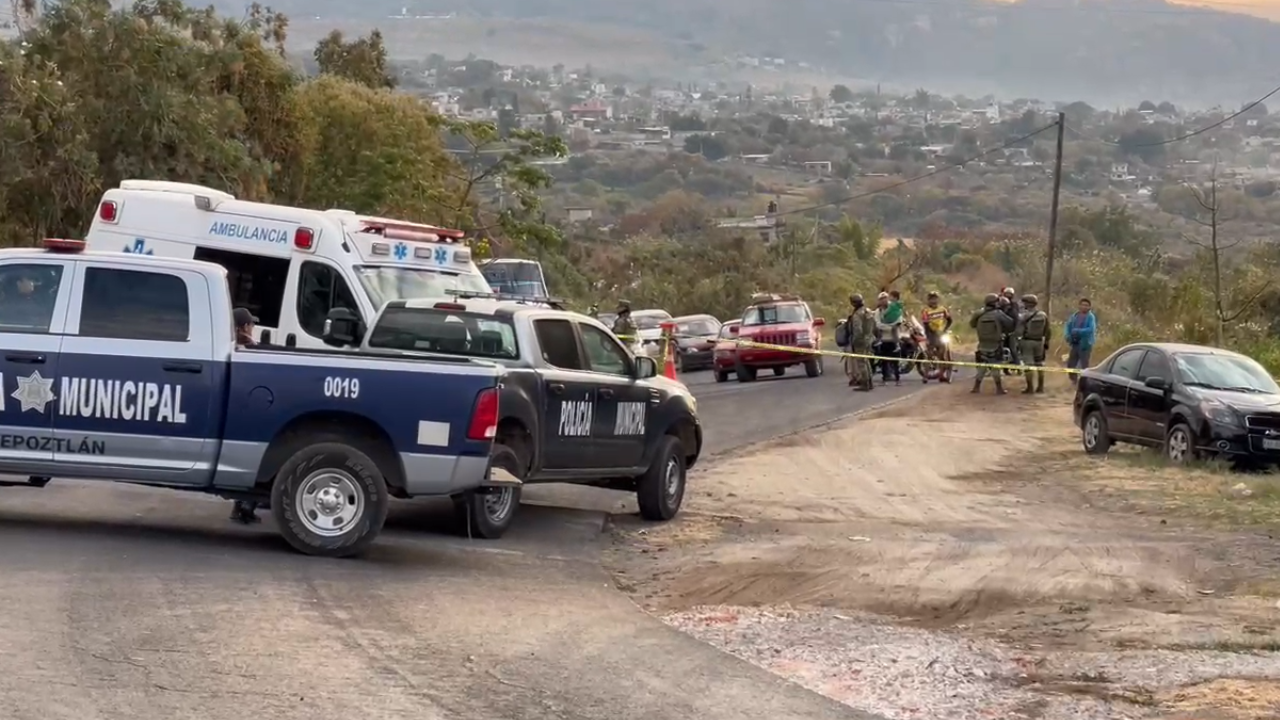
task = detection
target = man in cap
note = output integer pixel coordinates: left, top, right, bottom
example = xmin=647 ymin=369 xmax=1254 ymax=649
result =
xmin=844 ymin=293 xmax=876 ymax=390
xmin=1015 ymin=294 xmax=1050 ymax=394
xmin=872 ymin=291 xmax=903 ymax=385
xmin=969 ymin=293 xmax=1015 ymax=394
xmin=998 ymin=286 xmax=1021 ymax=368
xmin=611 ymin=300 xmax=636 ymax=341
xmin=234 ymin=307 xmax=258 ymax=348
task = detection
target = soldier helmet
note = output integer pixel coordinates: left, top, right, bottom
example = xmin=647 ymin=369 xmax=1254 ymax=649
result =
xmin=926 ymin=290 xmax=939 ymax=299
xmin=984 ymin=292 xmax=999 ymax=306
xmin=615 ymin=299 xmax=631 ymax=313
xmin=849 ymin=293 xmax=864 ymax=305
xmin=1002 ymin=286 xmax=1015 ymax=296
xmin=1021 ymin=293 xmax=1038 ymax=306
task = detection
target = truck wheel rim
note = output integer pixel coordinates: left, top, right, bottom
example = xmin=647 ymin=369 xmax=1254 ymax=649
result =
xmin=484 ymin=488 xmax=515 ymax=522
xmin=1084 ymin=416 xmax=1100 ymax=447
xmin=663 ymin=458 xmax=681 ymax=504
xmin=296 ymin=469 xmax=364 ymax=537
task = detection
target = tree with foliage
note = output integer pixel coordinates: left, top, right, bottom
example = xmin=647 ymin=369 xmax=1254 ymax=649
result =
xmin=829 ymin=84 xmax=855 ymax=104
xmin=314 ymin=29 xmax=396 ymax=88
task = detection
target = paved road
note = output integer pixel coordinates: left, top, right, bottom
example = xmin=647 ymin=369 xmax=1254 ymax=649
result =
xmin=0 ymin=364 xmax=921 ymax=720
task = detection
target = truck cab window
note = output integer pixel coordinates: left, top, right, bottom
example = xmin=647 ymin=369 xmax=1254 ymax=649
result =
xmin=80 ymin=268 xmax=189 ymax=341
xmin=193 ymin=247 xmax=287 ymax=327
xmin=534 ymin=319 xmax=583 ymax=370
xmin=298 ymin=262 xmax=360 ymax=338
xmin=579 ymin=324 xmax=630 ymax=376
xmin=0 ymin=263 xmax=63 ymax=333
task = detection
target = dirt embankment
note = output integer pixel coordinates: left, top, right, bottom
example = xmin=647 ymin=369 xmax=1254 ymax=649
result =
xmin=606 ymin=381 xmax=1280 ymax=720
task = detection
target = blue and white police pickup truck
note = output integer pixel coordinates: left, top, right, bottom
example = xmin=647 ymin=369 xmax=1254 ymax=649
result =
xmin=0 ymin=239 xmax=508 ymax=557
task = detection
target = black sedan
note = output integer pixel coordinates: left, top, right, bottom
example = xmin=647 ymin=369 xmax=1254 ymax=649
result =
xmin=671 ymin=314 xmax=722 ymax=372
xmin=1074 ymin=342 xmax=1280 ymax=465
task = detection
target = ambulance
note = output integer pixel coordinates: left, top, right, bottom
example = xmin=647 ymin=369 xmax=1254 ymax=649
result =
xmin=84 ymin=179 xmax=493 ymax=349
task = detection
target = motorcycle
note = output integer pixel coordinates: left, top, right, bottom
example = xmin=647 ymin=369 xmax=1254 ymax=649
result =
xmin=999 ymin=336 xmax=1023 ymax=376
xmin=921 ymin=331 xmax=954 ymax=383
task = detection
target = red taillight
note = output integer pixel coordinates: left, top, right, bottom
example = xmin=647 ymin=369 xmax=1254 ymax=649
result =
xmin=434 ymin=302 xmax=466 ymax=311
xmin=467 ymin=388 xmax=498 ymax=441
xmin=43 ymin=238 xmax=86 ymax=253
xmin=294 ymin=227 xmax=314 ymax=249
xmin=98 ymin=201 xmax=118 ymax=223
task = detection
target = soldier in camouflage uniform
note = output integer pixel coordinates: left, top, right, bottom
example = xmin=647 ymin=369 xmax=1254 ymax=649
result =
xmin=969 ymin=293 xmax=1015 ymax=395
xmin=611 ymin=300 xmax=636 ymax=341
xmin=845 ymin=294 xmax=877 ymax=391
xmin=1015 ymin=293 xmax=1050 ymax=394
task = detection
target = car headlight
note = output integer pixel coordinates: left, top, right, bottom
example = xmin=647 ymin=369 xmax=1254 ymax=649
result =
xmin=941 ymin=334 xmax=951 ymax=344
xmin=1203 ymin=399 xmax=1241 ymax=426
xmin=796 ymin=332 xmax=810 ymax=344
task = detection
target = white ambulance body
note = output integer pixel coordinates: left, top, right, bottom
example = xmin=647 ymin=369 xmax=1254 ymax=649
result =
xmin=85 ymin=179 xmax=492 ymax=349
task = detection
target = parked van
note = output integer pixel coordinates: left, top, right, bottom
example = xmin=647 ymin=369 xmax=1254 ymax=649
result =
xmin=85 ymin=180 xmax=492 ymax=349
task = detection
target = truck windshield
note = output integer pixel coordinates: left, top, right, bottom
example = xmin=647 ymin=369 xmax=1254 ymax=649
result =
xmin=356 ymin=266 xmax=492 ymax=308
xmin=482 ymin=261 xmax=548 ymax=298
xmin=366 ymin=307 xmax=519 ymax=359
xmin=742 ymin=304 xmax=807 ymax=326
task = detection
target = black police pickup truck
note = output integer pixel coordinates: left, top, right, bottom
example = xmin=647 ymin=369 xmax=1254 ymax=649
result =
xmin=322 ymin=296 xmax=703 ymax=537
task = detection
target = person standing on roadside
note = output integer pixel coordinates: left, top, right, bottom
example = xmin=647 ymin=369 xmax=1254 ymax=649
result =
xmin=1065 ymin=297 xmax=1097 ymax=382
xmin=845 ymin=294 xmax=876 ymax=391
xmin=1015 ymin=294 xmax=1049 ymax=394
xmin=970 ymin=293 xmax=1014 ymax=395
xmin=873 ymin=292 xmax=903 ymax=385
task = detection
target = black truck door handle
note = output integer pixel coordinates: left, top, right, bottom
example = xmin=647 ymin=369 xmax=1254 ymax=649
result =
xmin=162 ymin=361 xmax=202 ymax=374
xmin=599 ymin=388 xmax=615 ymax=399
xmin=4 ymin=352 xmax=44 ymax=364
xmin=548 ymin=383 xmax=564 ymax=394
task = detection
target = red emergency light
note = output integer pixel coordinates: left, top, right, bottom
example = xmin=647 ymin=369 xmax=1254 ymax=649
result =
xmin=358 ymin=220 xmax=466 ymax=244
xmin=44 ymin=238 xmax=86 ymax=253
xmin=294 ymin=227 xmax=315 ymax=250
xmin=98 ymin=201 xmax=118 ymax=223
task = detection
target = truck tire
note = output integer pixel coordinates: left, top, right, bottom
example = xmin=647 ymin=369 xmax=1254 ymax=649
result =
xmin=804 ymin=356 xmax=822 ymax=377
xmin=735 ymin=359 xmax=757 ymax=383
xmin=715 ymin=368 xmax=729 ymax=383
xmin=270 ymin=441 xmax=390 ymax=558
xmin=773 ymin=367 xmax=785 ymax=377
xmin=636 ymin=435 xmax=686 ymax=521
xmin=452 ymin=443 xmax=523 ymax=539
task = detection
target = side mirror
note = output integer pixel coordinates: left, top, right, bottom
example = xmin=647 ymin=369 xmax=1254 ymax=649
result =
xmin=1144 ymin=376 xmax=1168 ymax=390
xmin=728 ymin=325 xmax=739 ymax=336
xmin=813 ymin=317 xmax=825 ymax=327
xmin=634 ymin=355 xmax=658 ymax=379
xmin=322 ymin=307 xmax=365 ymax=347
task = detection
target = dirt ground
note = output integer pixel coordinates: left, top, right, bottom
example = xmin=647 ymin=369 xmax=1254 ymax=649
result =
xmin=605 ymin=378 xmax=1280 ymax=719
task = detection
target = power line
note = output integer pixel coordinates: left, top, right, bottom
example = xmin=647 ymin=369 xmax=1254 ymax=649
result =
xmin=766 ymin=121 xmax=1059 ymax=219
xmin=1066 ymin=81 xmax=1280 ymax=147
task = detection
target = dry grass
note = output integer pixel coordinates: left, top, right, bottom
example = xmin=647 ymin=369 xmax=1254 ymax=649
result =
xmin=1161 ymin=678 xmax=1280 ymax=717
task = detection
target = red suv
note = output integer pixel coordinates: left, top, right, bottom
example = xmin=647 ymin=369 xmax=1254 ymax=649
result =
xmin=727 ymin=293 xmax=825 ymax=382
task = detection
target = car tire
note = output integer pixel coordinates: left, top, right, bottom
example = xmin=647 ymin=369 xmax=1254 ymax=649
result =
xmin=715 ymin=368 xmax=729 ymax=383
xmin=675 ymin=354 xmax=685 ymax=374
xmin=1081 ymin=410 xmax=1112 ymax=456
xmin=1165 ymin=422 xmax=1197 ymax=465
xmin=271 ymin=441 xmax=390 ymax=558
xmin=773 ymin=366 xmax=785 ymax=376
xmin=804 ymin=357 xmax=821 ymax=377
xmin=637 ymin=435 xmax=686 ymax=521
xmin=736 ymin=359 xmax=757 ymax=382
xmin=452 ymin=443 xmax=523 ymax=539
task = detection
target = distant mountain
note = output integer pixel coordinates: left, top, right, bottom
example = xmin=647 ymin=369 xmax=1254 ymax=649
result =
xmin=231 ymin=0 xmax=1280 ymax=105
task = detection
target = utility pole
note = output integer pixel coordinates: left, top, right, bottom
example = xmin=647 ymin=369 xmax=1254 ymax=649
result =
xmin=1043 ymin=112 xmax=1066 ymax=318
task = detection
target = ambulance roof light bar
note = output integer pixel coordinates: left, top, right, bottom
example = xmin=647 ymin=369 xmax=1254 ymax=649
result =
xmin=43 ymin=238 xmax=86 ymax=253
xmin=356 ymin=220 xmax=466 ymax=243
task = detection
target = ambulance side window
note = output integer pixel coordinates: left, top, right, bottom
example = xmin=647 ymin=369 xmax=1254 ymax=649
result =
xmin=297 ymin=261 xmax=360 ymax=338
xmin=79 ymin=268 xmax=190 ymax=342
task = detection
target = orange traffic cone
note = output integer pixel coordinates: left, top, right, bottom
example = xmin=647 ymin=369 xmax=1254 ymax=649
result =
xmin=660 ymin=325 xmax=679 ymax=381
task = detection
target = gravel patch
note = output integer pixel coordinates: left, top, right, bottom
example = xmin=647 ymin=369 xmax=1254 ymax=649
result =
xmin=663 ymin=606 xmax=1280 ymax=720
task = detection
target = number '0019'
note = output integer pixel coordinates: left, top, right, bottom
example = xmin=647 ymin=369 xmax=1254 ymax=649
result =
xmin=324 ymin=376 xmax=360 ymax=398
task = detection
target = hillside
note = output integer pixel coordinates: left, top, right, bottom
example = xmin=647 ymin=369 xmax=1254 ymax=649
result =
xmin=234 ymin=0 xmax=1280 ymax=105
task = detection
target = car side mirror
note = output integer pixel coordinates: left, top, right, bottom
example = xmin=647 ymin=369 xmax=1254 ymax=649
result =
xmin=813 ymin=317 xmax=825 ymax=327
xmin=1144 ymin=376 xmax=1167 ymax=390
xmin=728 ymin=325 xmax=739 ymax=336
xmin=634 ymin=355 xmax=658 ymax=379
xmin=322 ymin=307 xmax=365 ymax=347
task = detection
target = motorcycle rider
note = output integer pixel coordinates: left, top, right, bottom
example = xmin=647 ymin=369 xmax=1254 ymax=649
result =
xmin=920 ymin=291 xmax=953 ymax=380
xmin=844 ymin=293 xmax=876 ymax=391
xmin=1016 ymin=293 xmax=1050 ymax=394
xmin=873 ymin=292 xmax=902 ymax=385
xmin=969 ymin=293 xmax=1015 ymax=395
